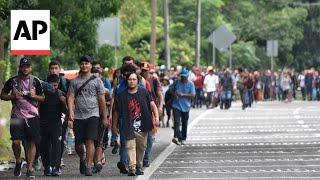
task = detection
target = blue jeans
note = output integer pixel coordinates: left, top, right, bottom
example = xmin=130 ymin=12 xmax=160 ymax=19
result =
xmin=242 ymin=89 xmax=249 ymax=106
xmin=143 ymin=131 xmax=155 ymax=162
xmin=221 ymin=90 xmax=232 ymax=100
xmin=221 ymin=90 xmax=232 ymax=109
xmin=248 ymin=90 xmax=253 ymax=107
xmin=173 ymin=108 xmax=189 ymax=141
xmin=195 ymin=88 xmax=203 ymax=107
xmin=118 ymin=117 xmax=127 ymax=166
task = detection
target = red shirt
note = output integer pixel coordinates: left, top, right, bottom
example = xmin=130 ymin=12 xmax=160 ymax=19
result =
xmin=194 ymin=73 xmax=204 ymax=89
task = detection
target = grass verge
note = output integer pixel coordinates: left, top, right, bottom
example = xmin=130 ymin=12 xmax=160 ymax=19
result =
xmin=0 ymin=101 xmax=13 ymax=161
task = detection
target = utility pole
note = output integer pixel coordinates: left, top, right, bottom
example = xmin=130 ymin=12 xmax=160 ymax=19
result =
xmin=150 ymin=0 xmax=157 ymax=64
xmin=195 ymin=0 xmax=201 ymax=67
xmin=164 ymin=0 xmax=171 ymax=69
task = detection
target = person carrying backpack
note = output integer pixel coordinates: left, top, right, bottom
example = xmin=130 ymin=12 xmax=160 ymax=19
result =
xmin=0 ymin=57 xmax=45 ymax=179
xmin=67 ymin=55 xmax=108 ymax=176
xmin=40 ymin=74 xmax=67 ymax=176
xmin=92 ymin=61 xmax=112 ymax=93
xmin=48 ymin=60 xmax=70 ymax=169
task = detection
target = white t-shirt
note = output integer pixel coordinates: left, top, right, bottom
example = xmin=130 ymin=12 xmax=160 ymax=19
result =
xmin=298 ymin=74 xmax=305 ymax=87
xmin=204 ymin=74 xmax=219 ymax=92
xmin=162 ymin=85 xmax=169 ymax=105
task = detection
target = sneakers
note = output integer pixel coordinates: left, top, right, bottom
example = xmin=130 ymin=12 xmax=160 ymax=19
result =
xmin=128 ymin=170 xmax=136 ymax=176
xmin=172 ymin=138 xmax=181 ymax=145
xmin=14 ymin=162 xmax=23 ymax=177
xmin=51 ymin=166 xmax=60 ymax=176
xmin=117 ymin=161 xmax=128 ymax=174
xmin=32 ymin=157 xmax=42 ymax=170
xmin=143 ymin=161 xmax=150 ymax=167
xmin=26 ymin=170 xmax=35 ymax=179
xmin=43 ymin=166 xmax=52 ymax=176
xmin=93 ymin=162 xmax=103 ymax=173
xmin=110 ymin=140 xmax=115 ymax=147
xmin=136 ymin=167 xmax=144 ymax=175
xmin=180 ymin=140 xmax=186 ymax=145
xmin=85 ymin=167 xmax=93 ymax=176
xmin=112 ymin=142 xmax=119 ymax=154
xmin=79 ymin=160 xmax=86 ymax=174
xmin=60 ymin=159 xmax=65 ymax=167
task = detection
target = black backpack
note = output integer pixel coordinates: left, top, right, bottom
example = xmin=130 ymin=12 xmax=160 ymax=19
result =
xmin=164 ymin=82 xmax=177 ymax=108
xmin=247 ymin=76 xmax=254 ymax=89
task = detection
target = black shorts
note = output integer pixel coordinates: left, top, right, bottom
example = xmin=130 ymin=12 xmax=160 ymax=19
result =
xmin=95 ymin=119 xmax=109 ymax=149
xmin=10 ymin=116 xmax=41 ymax=143
xmin=74 ymin=116 xmax=99 ymax=145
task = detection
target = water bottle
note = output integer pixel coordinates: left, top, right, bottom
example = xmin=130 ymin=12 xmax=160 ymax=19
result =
xmin=65 ymin=128 xmax=75 ymax=155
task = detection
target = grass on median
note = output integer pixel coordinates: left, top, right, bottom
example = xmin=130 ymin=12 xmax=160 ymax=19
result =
xmin=0 ymin=100 xmax=13 ymax=161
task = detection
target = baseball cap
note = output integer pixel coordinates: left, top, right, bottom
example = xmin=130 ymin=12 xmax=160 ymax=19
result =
xmin=207 ymin=66 xmax=213 ymax=71
xmin=59 ymin=68 xmax=65 ymax=75
xmin=160 ymin=65 xmax=166 ymax=70
xmin=79 ymin=55 xmax=92 ymax=63
xmin=20 ymin=57 xmax=31 ymax=65
xmin=180 ymin=69 xmax=189 ymax=77
xmin=141 ymin=61 xmax=150 ymax=71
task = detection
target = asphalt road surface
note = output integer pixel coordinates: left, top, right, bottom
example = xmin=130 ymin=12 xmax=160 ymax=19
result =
xmin=1 ymin=101 xmax=320 ymax=180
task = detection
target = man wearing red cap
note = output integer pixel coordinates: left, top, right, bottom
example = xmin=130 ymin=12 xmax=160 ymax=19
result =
xmin=193 ymin=67 xmax=204 ymax=108
xmin=140 ymin=61 xmax=163 ymax=167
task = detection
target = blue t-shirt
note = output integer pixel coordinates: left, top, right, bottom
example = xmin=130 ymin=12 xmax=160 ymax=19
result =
xmin=172 ymin=79 xmax=195 ymax=112
xmin=100 ymin=75 xmax=112 ymax=96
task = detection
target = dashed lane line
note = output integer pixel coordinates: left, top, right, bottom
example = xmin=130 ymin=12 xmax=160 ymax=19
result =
xmin=135 ymin=109 xmax=212 ymax=180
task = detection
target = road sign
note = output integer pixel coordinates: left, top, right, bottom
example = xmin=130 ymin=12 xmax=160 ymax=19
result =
xmin=97 ymin=17 xmax=120 ymax=67
xmin=267 ymin=40 xmax=278 ymax=70
xmin=208 ymin=24 xmax=236 ymax=67
xmin=97 ymin=17 xmax=120 ymax=47
xmin=267 ymin=40 xmax=278 ymax=57
xmin=208 ymin=24 xmax=236 ymax=52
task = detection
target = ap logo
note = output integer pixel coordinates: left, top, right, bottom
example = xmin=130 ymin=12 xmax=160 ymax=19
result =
xmin=11 ymin=10 xmax=50 ymax=55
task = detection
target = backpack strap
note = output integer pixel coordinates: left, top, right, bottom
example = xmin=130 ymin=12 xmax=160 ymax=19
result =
xmin=60 ymin=76 xmax=68 ymax=92
xmin=16 ymin=75 xmax=22 ymax=91
xmin=101 ymin=76 xmax=110 ymax=89
xmin=75 ymin=75 xmax=96 ymax=98
xmin=57 ymin=89 xmax=63 ymax=97
xmin=16 ymin=74 xmax=35 ymax=92
xmin=29 ymin=75 xmax=35 ymax=91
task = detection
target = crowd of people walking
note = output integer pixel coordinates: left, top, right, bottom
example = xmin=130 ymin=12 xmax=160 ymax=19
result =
xmin=0 ymin=55 xmax=316 ymax=179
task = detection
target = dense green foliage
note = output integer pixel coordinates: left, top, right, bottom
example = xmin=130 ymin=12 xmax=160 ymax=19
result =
xmin=0 ymin=0 xmax=319 ymax=80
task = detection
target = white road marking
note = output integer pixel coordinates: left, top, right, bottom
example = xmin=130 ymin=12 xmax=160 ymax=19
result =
xmin=135 ymin=109 xmax=212 ymax=180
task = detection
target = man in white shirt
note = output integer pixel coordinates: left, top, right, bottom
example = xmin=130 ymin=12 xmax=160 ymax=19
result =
xmin=203 ymin=68 xmax=219 ymax=108
xmin=298 ymin=70 xmax=306 ymax=101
